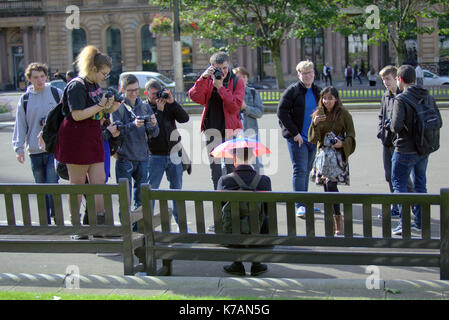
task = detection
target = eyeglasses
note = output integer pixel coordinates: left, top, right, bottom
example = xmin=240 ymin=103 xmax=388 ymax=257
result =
xmin=100 ymin=71 xmax=110 ymax=80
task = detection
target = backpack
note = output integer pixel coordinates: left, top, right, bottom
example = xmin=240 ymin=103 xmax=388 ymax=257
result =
xmin=398 ymin=93 xmax=442 ymax=156
xmin=221 ymin=172 xmax=264 ymax=234
xmin=41 ymin=78 xmax=88 ymax=154
xmin=23 ymin=86 xmax=60 ymax=115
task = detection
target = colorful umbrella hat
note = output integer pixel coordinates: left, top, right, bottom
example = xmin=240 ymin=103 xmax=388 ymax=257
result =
xmin=210 ymin=136 xmax=271 ymax=158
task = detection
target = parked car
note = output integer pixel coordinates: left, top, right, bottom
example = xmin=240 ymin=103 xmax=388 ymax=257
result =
xmin=49 ymin=79 xmax=66 ymax=91
xmin=423 ymin=70 xmax=449 ymax=86
xmin=118 ymin=71 xmax=176 ymax=94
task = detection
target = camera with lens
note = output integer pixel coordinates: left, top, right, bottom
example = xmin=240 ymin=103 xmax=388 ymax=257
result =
xmin=113 ymin=120 xmax=125 ymax=130
xmin=156 ymin=88 xmax=169 ymax=99
xmin=104 ymin=87 xmax=122 ymax=102
xmin=136 ymin=115 xmax=151 ymax=124
xmin=213 ymin=68 xmax=223 ymax=80
xmin=383 ymin=118 xmax=392 ymax=130
xmin=329 ymin=135 xmax=345 ymax=145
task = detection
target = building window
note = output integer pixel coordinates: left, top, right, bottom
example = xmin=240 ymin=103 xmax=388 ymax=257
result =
xmin=301 ymin=32 xmax=324 ymax=78
xmin=72 ymin=28 xmax=87 ymax=70
xmin=347 ymin=34 xmax=369 ymax=75
xmin=181 ymin=35 xmax=193 ymax=73
xmin=141 ymin=24 xmax=157 ymax=71
xmin=106 ymin=26 xmax=122 ymax=86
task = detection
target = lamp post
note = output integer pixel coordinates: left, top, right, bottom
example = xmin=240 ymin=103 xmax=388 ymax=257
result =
xmin=173 ymin=0 xmax=184 ymax=92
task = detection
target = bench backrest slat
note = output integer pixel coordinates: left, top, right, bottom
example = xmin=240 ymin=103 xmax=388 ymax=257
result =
xmin=212 ymin=201 xmax=223 ymax=234
xmin=85 ymin=193 xmax=97 ymax=225
xmin=53 ymin=194 xmax=64 ymax=226
xmin=266 ymin=202 xmax=278 ymax=236
xmin=5 ymin=193 xmax=15 ymax=225
xmin=401 ymin=203 xmax=412 ymax=239
xmin=323 ymin=203 xmax=334 ymax=237
xmin=286 ymin=202 xmax=296 ymax=237
xmin=36 ymin=193 xmax=47 ymax=225
xmin=104 ymin=194 xmax=114 ymax=226
xmin=159 ymin=200 xmax=171 ymax=232
xmin=194 ymin=200 xmax=205 ymax=234
xmin=422 ymin=204 xmax=431 ymax=240
xmin=70 ymin=193 xmax=80 ymax=226
xmin=20 ymin=194 xmax=31 ymax=226
xmin=343 ymin=202 xmax=353 ymax=237
xmin=177 ymin=200 xmax=188 ymax=233
xmin=230 ymin=201 xmax=241 ymax=234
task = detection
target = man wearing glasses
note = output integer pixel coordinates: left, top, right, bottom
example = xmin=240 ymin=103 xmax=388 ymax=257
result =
xmin=112 ymin=74 xmax=159 ymax=226
xmin=277 ymin=61 xmax=322 ymax=218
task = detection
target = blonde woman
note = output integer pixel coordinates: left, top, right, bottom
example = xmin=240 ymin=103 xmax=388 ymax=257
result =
xmin=54 ymin=45 xmax=122 ymax=226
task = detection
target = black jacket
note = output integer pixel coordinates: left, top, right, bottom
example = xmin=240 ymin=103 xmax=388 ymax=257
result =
xmin=147 ymin=100 xmax=189 ymax=155
xmin=277 ymin=80 xmax=321 ymax=139
xmin=377 ymin=87 xmax=402 ymax=147
xmin=217 ymin=165 xmax=272 ymax=192
xmin=390 ymin=85 xmax=440 ymax=153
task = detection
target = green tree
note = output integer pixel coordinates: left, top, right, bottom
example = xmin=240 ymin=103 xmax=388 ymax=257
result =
xmin=335 ymin=0 xmax=449 ymax=66
xmin=149 ymin=0 xmax=340 ymax=89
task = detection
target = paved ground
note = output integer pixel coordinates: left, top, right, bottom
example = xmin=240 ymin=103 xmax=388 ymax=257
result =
xmin=1 ymin=104 xmax=449 ymax=300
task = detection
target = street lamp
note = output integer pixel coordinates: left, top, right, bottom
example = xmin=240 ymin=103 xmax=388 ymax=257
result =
xmin=173 ymin=0 xmax=184 ymax=92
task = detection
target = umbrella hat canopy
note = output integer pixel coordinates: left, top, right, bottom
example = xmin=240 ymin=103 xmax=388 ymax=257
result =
xmin=210 ymin=135 xmax=271 ymax=158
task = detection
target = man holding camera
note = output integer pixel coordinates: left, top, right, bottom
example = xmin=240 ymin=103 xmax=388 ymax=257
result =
xmin=188 ymin=51 xmax=245 ymax=190
xmin=145 ymin=79 xmax=189 ymax=223
xmin=112 ymin=74 xmax=159 ymax=217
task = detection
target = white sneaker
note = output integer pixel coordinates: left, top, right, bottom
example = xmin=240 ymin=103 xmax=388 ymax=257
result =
xmin=296 ymin=206 xmax=306 ymax=219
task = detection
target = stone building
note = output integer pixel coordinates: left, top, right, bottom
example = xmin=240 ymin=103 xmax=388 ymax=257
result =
xmin=0 ymin=0 xmax=447 ymax=90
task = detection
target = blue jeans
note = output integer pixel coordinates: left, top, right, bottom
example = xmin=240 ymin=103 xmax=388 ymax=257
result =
xmin=286 ymin=138 xmax=317 ymax=209
xmin=29 ymin=152 xmax=59 ymax=224
xmin=391 ymin=152 xmax=429 ymax=228
xmin=147 ymin=154 xmax=183 ymax=223
xmin=116 ymin=159 xmax=149 ymax=210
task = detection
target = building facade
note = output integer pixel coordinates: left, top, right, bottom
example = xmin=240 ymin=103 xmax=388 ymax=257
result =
xmin=0 ymin=0 xmax=447 ymax=90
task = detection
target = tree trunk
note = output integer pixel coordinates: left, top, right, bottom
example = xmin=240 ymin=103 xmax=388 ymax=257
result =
xmin=395 ymin=37 xmax=405 ymax=66
xmin=271 ymin=47 xmax=285 ymax=89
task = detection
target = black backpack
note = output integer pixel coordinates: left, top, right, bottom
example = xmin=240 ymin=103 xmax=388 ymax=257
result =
xmin=221 ymin=173 xmax=264 ymax=234
xmin=41 ymin=78 xmax=87 ymax=154
xmin=398 ymin=93 xmax=442 ymax=155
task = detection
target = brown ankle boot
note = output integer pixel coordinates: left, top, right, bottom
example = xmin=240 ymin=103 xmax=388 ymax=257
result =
xmin=333 ymin=215 xmax=344 ymax=236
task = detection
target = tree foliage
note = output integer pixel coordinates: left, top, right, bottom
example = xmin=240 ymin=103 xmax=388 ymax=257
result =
xmin=149 ymin=0 xmax=340 ymax=88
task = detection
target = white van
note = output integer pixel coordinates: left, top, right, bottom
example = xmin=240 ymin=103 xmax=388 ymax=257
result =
xmin=118 ymin=71 xmax=176 ymax=92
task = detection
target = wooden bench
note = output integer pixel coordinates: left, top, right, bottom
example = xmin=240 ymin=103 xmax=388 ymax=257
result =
xmin=141 ymin=185 xmax=449 ymax=280
xmin=0 ymin=179 xmax=145 ymax=275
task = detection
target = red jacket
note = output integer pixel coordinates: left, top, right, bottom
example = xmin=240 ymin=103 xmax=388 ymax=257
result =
xmin=188 ymin=75 xmax=244 ymax=137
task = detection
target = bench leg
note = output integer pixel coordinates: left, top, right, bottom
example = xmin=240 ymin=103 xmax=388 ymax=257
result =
xmin=157 ymin=259 xmax=172 ymax=276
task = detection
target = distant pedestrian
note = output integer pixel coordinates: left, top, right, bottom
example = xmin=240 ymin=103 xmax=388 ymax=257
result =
xmin=415 ymin=64 xmax=424 ymax=87
xmin=345 ymin=64 xmax=353 ymax=87
xmin=12 ymin=62 xmax=62 ymax=224
xmin=368 ymin=67 xmax=378 ymax=86
xmin=323 ymin=62 xmax=333 ymax=85
xmin=353 ymin=63 xmax=362 ymax=84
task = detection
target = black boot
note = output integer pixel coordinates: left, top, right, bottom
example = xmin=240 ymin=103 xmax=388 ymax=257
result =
xmin=223 ymin=262 xmax=245 ymax=276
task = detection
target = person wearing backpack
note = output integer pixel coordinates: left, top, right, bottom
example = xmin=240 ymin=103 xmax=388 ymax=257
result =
xmin=54 ymin=45 xmax=122 ymax=226
xmin=12 ymin=62 xmax=62 ymax=224
xmin=390 ymin=65 xmax=442 ymax=236
xmin=217 ymin=147 xmax=272 ymax=276
xmin=188 ymin=51 xmax=245 ymax=190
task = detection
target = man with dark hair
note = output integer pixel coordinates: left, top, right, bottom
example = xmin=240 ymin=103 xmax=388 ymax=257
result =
xmin=390 ymin=65 xmax=442 ymax=235
xmin=377 ymin=65 xmax=417 ymax=220
xmin=112 ymin=74 xmax=159 ymax=217
xmin=145 ymin=79 xmax=189 ymax=223
xmin=188 ymin=51 xmax=245 ymax=189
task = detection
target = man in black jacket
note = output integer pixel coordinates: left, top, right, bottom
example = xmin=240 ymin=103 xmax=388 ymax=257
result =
xmin=218 ymin=147 xmax=272 ymax=276
xmin=277 ymin=60 xmax=321 ymax=218
xmin=145 ymin=79 xmax=189 ymax=223
xmin=377 ymin=65 xmax=416 ymax=219
xmin=390 ymin=65 xmax=442 ymax=236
